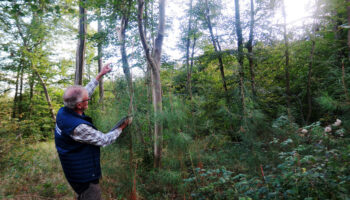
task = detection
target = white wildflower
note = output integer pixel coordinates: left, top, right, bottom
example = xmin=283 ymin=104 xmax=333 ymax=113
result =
xmin=324 ymin=126 xmax=332 ymax=133
xmin=301 ymin=129 xmax=308 ymax=134
xmin=335 ymin=128 xmax=345 ymax=137
xmin=333 ymin=119 xmax=342 ymax=127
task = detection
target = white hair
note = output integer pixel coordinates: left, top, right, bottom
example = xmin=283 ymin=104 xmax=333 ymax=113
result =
xmin=63 ymin=85 xmax=87 ymax=109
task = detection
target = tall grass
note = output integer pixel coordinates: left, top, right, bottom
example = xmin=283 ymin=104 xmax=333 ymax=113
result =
xmin=0 ymin=141 xmax=74 ymax=199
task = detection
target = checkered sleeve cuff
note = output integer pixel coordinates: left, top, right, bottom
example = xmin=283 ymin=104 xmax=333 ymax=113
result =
xmin=71 ymin=124 xmax=122 ymax=147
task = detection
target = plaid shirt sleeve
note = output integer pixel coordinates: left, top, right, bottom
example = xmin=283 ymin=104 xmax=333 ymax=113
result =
xmin=85 ymin=79 xmax=99 ymax=97
xmin=71 ymin=124 xmax=122 ymax=147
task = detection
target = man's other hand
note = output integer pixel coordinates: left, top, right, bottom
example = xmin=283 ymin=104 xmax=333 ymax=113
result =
xmin=119 ymin=117 xmax=133 ymax=130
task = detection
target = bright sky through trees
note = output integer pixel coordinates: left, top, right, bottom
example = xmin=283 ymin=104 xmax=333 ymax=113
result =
xmin=277 ymin=0 xmax=314 ymax=24
xmin=164 ymin=0 xmax=314 ymax=60
xmin=52 ymin=0 xmax=314 ymax=78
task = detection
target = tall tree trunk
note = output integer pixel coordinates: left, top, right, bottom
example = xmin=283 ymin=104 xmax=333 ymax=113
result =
xmin=306 ymin=40 xmax=315 ymax=123
xmin=344 ymin=0 xmax=350 ymax=102
xmin=29 ymin=73 xmax=35 ymax=103
xmin=342 ymin=61 xmax=350 ymax=102
xmin=151 ymin=69 xmax=163 ymax=168
xmin=281 ymin=0 xmax=292 ymax=119
xmin=28 ymin=73 xmax=35 ymax=119
xmin=13 ymin=16 xmax=26 ymax=119
xmin=347 ymin=0 xmax=350 ymax=61
xmin=117 ymin=5 xmax=137 ymax=197
xmin=246 ymin=0 xmax=256 ymax=97
xmin=204 ymin=0 xmax=228 ymax=99
xmin=138 ymin=0 xmax=165 ymax=168
xmin=146 ymin=64 xmax=153 ymax=137
xmin=186 ymin=0 xmax=194 ymax=99
xmin=33 ymin=67 xmax=56 ymax=123
xmin=18 ymin=65 xmax=24 ymax=117
xmin=189 ymin=34 xmax=197 ymax=100
xmin=234 ymin=0 xmax=246 ymax=121
xmin=144 ymin=0 xmax=153 ymax=139
xmin=152 ymin=0 xmax=165 ymax=169
xmin=75 ymin=0 xmax=87 ymax=85
xmin=97 ymin=8 xmax=104 ymax=104
xmin=12 ymin=66 xmax=21 ymax=118
xmin=143 ymin=1 xmax=154 ymax=137
xmin=306 ymin=1 xmax=321 ymax=123
xmin=117 ymin=2 xmax=134 ymax=115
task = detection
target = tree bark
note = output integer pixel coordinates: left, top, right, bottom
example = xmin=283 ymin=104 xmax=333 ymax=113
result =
xmin=28 ymin=73 xmax=35 ymax=119
xmin=75 ymin=0 xmax=87 ymax=85
xmin=306 ymin=1 xmax=321 ymax=123
xmin=13 ymin=15 xmax=26 ymax=119
xmin=144 ymin=0 xmax=153 ymax=139
xmin=342 ymin=61 xmax=350 ymax=102
xmin=281 ymin=0 xmax=292 ymax=119
xmin=33 ymin=67 xmax=56 ymax=123
xmin=138 ymin=0 xmax=165 ymax=168
xmin=189 ymin=34 xmax=197 ymax=100
xmin=12 ymin=66 xmax=21 ymax=118
xmin=146 ymin=64 xmax=153 ymax=138
xmin=204 ymin=0 xmax=228 ymax=97
xmin=186 ymin=0 xmax=194 ymax=99
xmin=97 ymin=8 xmax=104 ymax=104
xmin=345 ymin=0 xmax=350 ymax=102
xmin=18 ymin=63 xmax=24 ymax=116
xmin=234 ymin=0 xmax=246 ymax=120
xmin=118 ymin=4 xmax=136 ymax=193
xmin=306 ymin=40 xmax=315 ymax=123
xmin=347 ymin=0 xmax=350 ymax=60
xmin=29 ymin=73 xmax=35 ymax=103
xmin=117 ymin=1 xmax=134 ymax=115
xmin=246 ymin=0 xmax=256 ymax=97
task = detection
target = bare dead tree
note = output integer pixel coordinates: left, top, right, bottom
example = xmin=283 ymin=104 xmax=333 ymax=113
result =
xmin=137 ymin=0 xmax=165 ymax=168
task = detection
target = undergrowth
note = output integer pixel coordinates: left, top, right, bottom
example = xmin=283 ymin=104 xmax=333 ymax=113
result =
xmin=0 ymin=119 xmax=349 ymax=199
xmin=0 ymin=141 xmax=74 ymax=199
xmin=1 ymin=81 xmax=349 ymax=199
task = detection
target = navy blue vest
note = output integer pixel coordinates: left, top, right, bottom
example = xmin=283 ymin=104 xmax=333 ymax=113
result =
xmin=55 ymin=107 xmax=101 ymax=183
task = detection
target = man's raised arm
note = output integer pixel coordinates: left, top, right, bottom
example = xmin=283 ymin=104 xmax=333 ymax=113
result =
xmin=85 ymin=64 xmax=112 ymax=97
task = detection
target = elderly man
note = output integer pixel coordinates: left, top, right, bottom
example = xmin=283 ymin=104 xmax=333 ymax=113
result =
xmin=55 ymin=64 xmax=131 ymax=199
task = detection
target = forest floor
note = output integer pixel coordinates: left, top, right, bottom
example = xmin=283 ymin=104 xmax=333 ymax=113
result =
xmin=0 ymin=140 xmax=124 ymax=200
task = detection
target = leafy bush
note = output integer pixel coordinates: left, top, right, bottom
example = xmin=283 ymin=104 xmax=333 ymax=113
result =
xmin=183 ymin=120 xmax=350 ymax=199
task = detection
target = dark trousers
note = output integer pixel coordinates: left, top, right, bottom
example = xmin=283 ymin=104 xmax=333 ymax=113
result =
xmin=69 ymin=179 xmax=101 ymax=200
xmin=77 ymin=182 xmax=102 ymax=200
